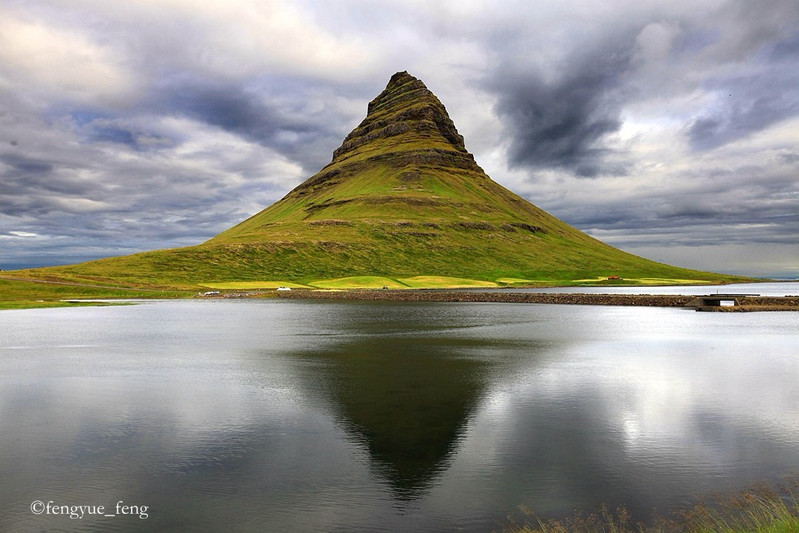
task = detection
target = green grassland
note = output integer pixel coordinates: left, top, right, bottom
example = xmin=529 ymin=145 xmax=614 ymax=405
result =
xmin=199 ymin=281 xmax=312 ymax=290
xmin=3 ymin=227 xmax=743 ymax=292
xmin=0 ymin=277 xmax=193 ymax=310
xmin=0 ymin=299 xmax=131 ymax=310
xmin=398 ymin=276 xmax=499 ymax=288
xmin=307 ymin=276 xmax=408 ymax=289
xmin=303 ymin=275 xmax=501 ymax=289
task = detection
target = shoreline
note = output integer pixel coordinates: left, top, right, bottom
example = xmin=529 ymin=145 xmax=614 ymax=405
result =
xmin=2 ymin=277 xmax=796 ymax=310
xmin=273 ymin=289 xmax=799 ymax=311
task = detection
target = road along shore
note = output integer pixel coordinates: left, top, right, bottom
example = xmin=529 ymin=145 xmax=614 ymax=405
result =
xmin=273 ymin=290 xmax=799 ymax=311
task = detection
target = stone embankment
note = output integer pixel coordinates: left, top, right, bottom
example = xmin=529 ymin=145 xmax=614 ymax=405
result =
xmin=274 ymin=289 xmax=799 ymax=311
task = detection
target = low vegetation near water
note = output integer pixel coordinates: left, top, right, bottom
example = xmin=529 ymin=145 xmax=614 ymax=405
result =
xmin=507 ymin=478 xmax=799 ymax=533
xmin=0 ymin=273 xmax=742 ymax=310
xmin=0 ymin=277 xmax=194 ymax=310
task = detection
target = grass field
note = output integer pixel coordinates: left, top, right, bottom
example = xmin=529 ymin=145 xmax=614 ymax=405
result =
xmin=0 ymin=277 xmax=194 ymax=310
xmin=397 ymin=276 xmax=498 ymax=288
xmin=305 ymin=275 xmax=502 ymax=289
xmin=509 ymin=478 xmax=799 ymax=532
xmin=199 ymin=281 xmax=312 ymax=289
xmin=0 ymin=271 xmax=751 ymax=310
xmin=307 ymin=276 xmax=408 ymax=289
xmin=0 ymin=300 xmax=133 ymax=310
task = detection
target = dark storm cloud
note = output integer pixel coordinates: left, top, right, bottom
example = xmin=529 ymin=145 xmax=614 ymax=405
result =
xmin=484 ymin=3 xmax=799 ymax=172
xmin=485 ymin=32 xmax=638 ymax=177
xmin=552 ymin=170 xmax=799 ymax=249
xmin=151 ymin=76 xmax=354 ymax=173
xmin=86 ymin=125 xmax=138 ymax=147
xmin=55 ymin=76 xmax=353 ymax=171
xmin=0 ymin=153 xmax=97 ymax=217
xmin=684 ymin=24 xmax=799 ymax=150
xmin=687 ymin=68 xmax=799 ymax=151
xmin=489 ymin=62 xmax=629 ymax=176
xmin=0 ymin=141 xmax=120 ymax=209
xmin=0 ymin=153 xmax=54 ymax=175
xmin=780 ymin=152 xmax=799 ymax=164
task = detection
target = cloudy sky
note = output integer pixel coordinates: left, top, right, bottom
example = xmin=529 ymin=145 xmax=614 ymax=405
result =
xmin=1 ymin=0 xmax=797 ymax=277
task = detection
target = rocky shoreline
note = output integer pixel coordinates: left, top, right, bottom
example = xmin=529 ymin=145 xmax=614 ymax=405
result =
xmin=272 ymin=289 xmax=799 ymax=311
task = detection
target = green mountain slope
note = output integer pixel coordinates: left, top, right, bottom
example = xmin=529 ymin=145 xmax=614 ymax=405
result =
xmin=8 ymin=72 xmax=748 ymax=289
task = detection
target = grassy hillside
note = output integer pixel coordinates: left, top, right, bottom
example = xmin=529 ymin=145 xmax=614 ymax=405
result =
xmin=5 ymin=222 xmax=747 ymax=289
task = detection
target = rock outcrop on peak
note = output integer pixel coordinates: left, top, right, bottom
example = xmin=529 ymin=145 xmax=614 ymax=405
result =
xmin=332 ymin=71 xmax=467 ymax=163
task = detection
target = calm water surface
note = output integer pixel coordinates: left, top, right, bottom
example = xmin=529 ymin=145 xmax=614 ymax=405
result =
xmin=1 ymin=300 xmax=798 ymax=531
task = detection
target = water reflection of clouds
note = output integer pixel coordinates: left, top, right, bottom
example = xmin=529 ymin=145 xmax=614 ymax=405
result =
xmin=2 ymin=301 xmax=798 ymax=530
xmin=465 ymin=310 xmax=799 ymax=515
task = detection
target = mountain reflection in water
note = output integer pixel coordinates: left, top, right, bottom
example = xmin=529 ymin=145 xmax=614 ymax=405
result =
xmin=292 ymin=336 xmax=491 ymax=497
xmin=1 ymin=300 xmax=797 ymax=532
xmin=270 ymin=301 xmax=542 ymax=498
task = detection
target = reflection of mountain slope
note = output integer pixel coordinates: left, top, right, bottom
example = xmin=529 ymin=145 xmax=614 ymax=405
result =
xmin=294 ymin=335 xmax=493 ymax=498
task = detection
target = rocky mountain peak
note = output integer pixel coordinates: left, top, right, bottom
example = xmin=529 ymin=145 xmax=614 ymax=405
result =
xmin=331 ymin=71 xmax=467 ymax=162
xmin=366 ymin=71 xmax=429 ymax=114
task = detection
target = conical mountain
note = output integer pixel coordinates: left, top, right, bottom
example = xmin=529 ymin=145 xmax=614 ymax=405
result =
xmin=210 ymin=71 xmax=560 ymax=244
xmin=18 ymin=72 xmax=743 ymax=288
xmin=198 ymin=71 xmax=716 ymax=285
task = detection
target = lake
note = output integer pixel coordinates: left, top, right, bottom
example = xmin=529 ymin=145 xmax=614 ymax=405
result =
xmin=1 ymin=298 xmax=798 ymax=531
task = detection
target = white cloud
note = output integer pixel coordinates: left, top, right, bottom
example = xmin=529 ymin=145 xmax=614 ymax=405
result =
xmin=47 ymin=0 xmax=378 ymax=81
xmin=0 ymin=7 xmax=136 ymax=105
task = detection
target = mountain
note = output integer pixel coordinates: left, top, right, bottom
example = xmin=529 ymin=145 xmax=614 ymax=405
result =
xmin=210 ymin=71 xmax=558 ymax=245
xmin=12 ymin=71 xmax=745 ymax=289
